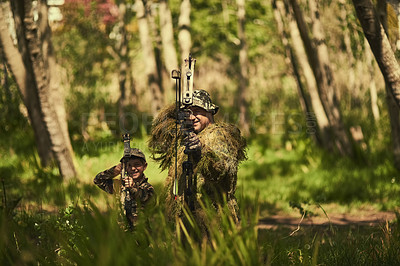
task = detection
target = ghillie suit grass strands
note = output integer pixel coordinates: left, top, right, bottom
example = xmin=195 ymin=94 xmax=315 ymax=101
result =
xmin=148 ymin=104 xmax=182 ymax=171
xmin=148 ymin=104 xmax=247 ymax=224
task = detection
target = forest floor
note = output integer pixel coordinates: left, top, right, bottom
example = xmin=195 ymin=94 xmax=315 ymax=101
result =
xmin=258 ymin=209 xmax=397 ymax=230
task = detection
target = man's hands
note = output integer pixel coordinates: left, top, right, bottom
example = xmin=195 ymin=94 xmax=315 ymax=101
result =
xmin=184 ymin=132 xmax=201 ymax=151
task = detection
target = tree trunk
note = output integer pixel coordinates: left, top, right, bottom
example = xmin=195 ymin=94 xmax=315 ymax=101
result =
xmin=1 ymin=2 xmax=52 ymax=164
xmin=272 ymin=0 xmax=308 ymax=114
xmin=159 ymin=0 xmax=178 ymax=102
xmin=236 ymin=0 xmax=250 ymax=137
xmin=387 ymin=0 xmax=400 ymax=49
xmin=376 ymin=0 xmax=400 ymax=169
xmin=118 ymin=1 xmax=128 ymax=122
xmin=38 ymin=1 xmax=74 ymax=158
xmin=272 ymin=0 xmax=320 ymax=145
xmin=146 ymin=1 xmax=164 ymax=104
xmin=0 ymin=2 xmax=54 ymax=166
xmin=136 ymin=0 xmax=163 ymax=114
xmin=159 ymin=0 xmax=178 ymax=75
xmin=178 ymin=0 xmax=192 ymax=62
xmin=353 ymin=0 xmax=400 ymax=108
xmin=285 ymin=0 xmax=332 ymax=148
xmin=339 ymin=0 xmax=355 ymax=103
xmin=290 ymin=0 xmax=353 ymax=156
xmin=115 ymin=1 xmax=136 ymax=132
xmin=309 ymin=0 xmax=354 ymax=156
xmin=6 ymin=0 xmax=76 ymax=179
xmin=386 ymin=85 xmax=400 ymax=169
xmin=365 ymin=41 xmax=380 ymax=121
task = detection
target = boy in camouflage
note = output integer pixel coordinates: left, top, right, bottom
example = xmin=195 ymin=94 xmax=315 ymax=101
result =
xmin=94 ymin=148 xmax=154 ymax=228
xmin=149 ymin=89 xmax=247 ymax=227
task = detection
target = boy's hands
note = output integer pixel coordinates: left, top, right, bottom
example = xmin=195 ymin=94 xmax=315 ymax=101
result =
xmin=114 ymin=163 xmax=122 ymax=175
xmin=122 ymin=176 xmax=138 ymax=192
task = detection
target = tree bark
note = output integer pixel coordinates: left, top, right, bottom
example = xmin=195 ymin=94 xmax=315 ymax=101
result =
xmin=272 ymin=0 xmax=308 ymax=115
xmin=159 ymin=0 xmax=178 ymax=75
xmin=115 ymin=0 xmax=138 ymax=132
xmin=309 ymin=0 xmax=354 ymax=156
xmin=5 ymin=0 xmax=76 ymax=179
xmin=236 ymin=0 xmax=250 ymax=137
xmin=353 ymin=0 xmax=400 ymax=108
xmin=339 ymin=0 xmax=355 ymax=102
xmin=136 ymin=0 xmax=163 ymax=114
xmin=117 ymin=1 xmax=129 ymax=120
xmin=386 ymin=85 xmax=400 ymax=169
xmin=0 ymin=1 xmax=54 ymax=165
xmin=178 ymin=0 xmax=192 ymax=63
xmin=38 ymin=0 xmax=74 ymax=158
xmin=364 ymin=41 xmax=380 ymax=121
xmin=290 ymin=0 xmax=353 ymax=156
xmin=272 ymin=0 xmax=320 ymax=145
xmin=285 ymin=0 xmax=332 ymax=148
xmin=376 ymin=0 xmax=400 ymax=169
xmin=147 ymin=1 xmax=164 ymax=99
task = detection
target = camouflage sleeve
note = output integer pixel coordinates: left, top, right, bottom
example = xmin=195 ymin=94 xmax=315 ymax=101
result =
xmin=93 ymin=164 xmax=121 ymax=194
xmin=133 ymin=181 xmax=155 ymax=205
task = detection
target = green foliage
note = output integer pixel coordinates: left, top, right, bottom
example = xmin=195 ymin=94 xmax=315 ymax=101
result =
xmin=3 ymin=0 xmax=400 ymax=264
xmin=0 ymin=193 xmax=263 ymax=265
xmin=55 ymin=0 xmax=117 ymax=88
xmin=238 ymin=137 xmax=400 ymax=214
xmin=258 ymin=219 xmax=400 ymax=265
xmin=52 ymin=0 xmax=125 ymax=140
xmin=0 ymin=66 xmax=31 ymax=152
xmin=1 ymin=188 xmax=400 ymax=265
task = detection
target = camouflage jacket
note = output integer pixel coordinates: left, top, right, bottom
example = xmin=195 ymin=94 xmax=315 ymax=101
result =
xmin=94 ymin=165 xmax=154 ymax=204
xmin=148 ymin=105 xmax=247 ymax=222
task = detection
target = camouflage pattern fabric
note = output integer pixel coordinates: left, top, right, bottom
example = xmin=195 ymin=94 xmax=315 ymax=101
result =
xmin=94 ymin=166 xmax=154 ymax=228
xmin=148 ymin=104 xmax=247 ymax=226
xmin=120 ymin=176 xmax=154 ymax=227
xmin=93 ymin=165 xmax=119 ymax=194
xmin=121 ymin=148 xmax=147 ymax=162
xmin=191 ymin=89 xmax=219 ymax=115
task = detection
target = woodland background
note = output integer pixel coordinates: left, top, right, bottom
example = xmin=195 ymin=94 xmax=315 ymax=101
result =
xmin=1 ymin=0 xmax=400 ymax=264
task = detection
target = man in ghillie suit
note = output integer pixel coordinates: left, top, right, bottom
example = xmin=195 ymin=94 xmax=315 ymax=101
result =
xmin=94 ymin=148 xmax=154 ymax=229
xmin=148 ymin=89 xmax=247 ymax=228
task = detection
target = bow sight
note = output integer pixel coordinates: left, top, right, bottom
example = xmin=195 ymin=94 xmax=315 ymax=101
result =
xmin=171 ymin=54 xmax=197 ymax=210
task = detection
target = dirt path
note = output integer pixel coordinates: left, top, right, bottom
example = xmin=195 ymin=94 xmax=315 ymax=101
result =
xmin=258 ymin=211 xmax=397 ymax=230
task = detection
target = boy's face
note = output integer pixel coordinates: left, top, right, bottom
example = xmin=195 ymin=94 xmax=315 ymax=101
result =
xmin=126 ymin=158 xmax=147 ymax=180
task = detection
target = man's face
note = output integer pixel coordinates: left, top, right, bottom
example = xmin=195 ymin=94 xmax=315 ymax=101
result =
xmin=126 ymin=158 xmax=147 ymax=180
xmin=189 ymin=106 xmax=213 ymax=133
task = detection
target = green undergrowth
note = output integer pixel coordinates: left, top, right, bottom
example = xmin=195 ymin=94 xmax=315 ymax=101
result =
xmin=2 ymin=130 xmax=400 ymax=264
xmin=71 ymin=134 xmax=400 ymax=217
xmin=1 ymin=195 xmax=399 ymax=265
xmin=238 ymin=138 xmax=400 ymax=216
xmin=2 ymin=133 xmax=400 ymax=217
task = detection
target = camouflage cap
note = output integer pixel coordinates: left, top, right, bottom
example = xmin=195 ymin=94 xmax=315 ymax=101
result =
xmin=121 ymin=148 xmax=146 ymax=162
xmin=192 ymin=89 xmax=219 ymax=115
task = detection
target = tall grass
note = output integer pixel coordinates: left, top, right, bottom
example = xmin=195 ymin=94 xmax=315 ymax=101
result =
xmin=1 ymin=192 xmax=399 ymax=265
xmin=0 ymin=194 xmax=262 ymax=265
xmin=1 ymin=114 xmax=400 ymax=264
